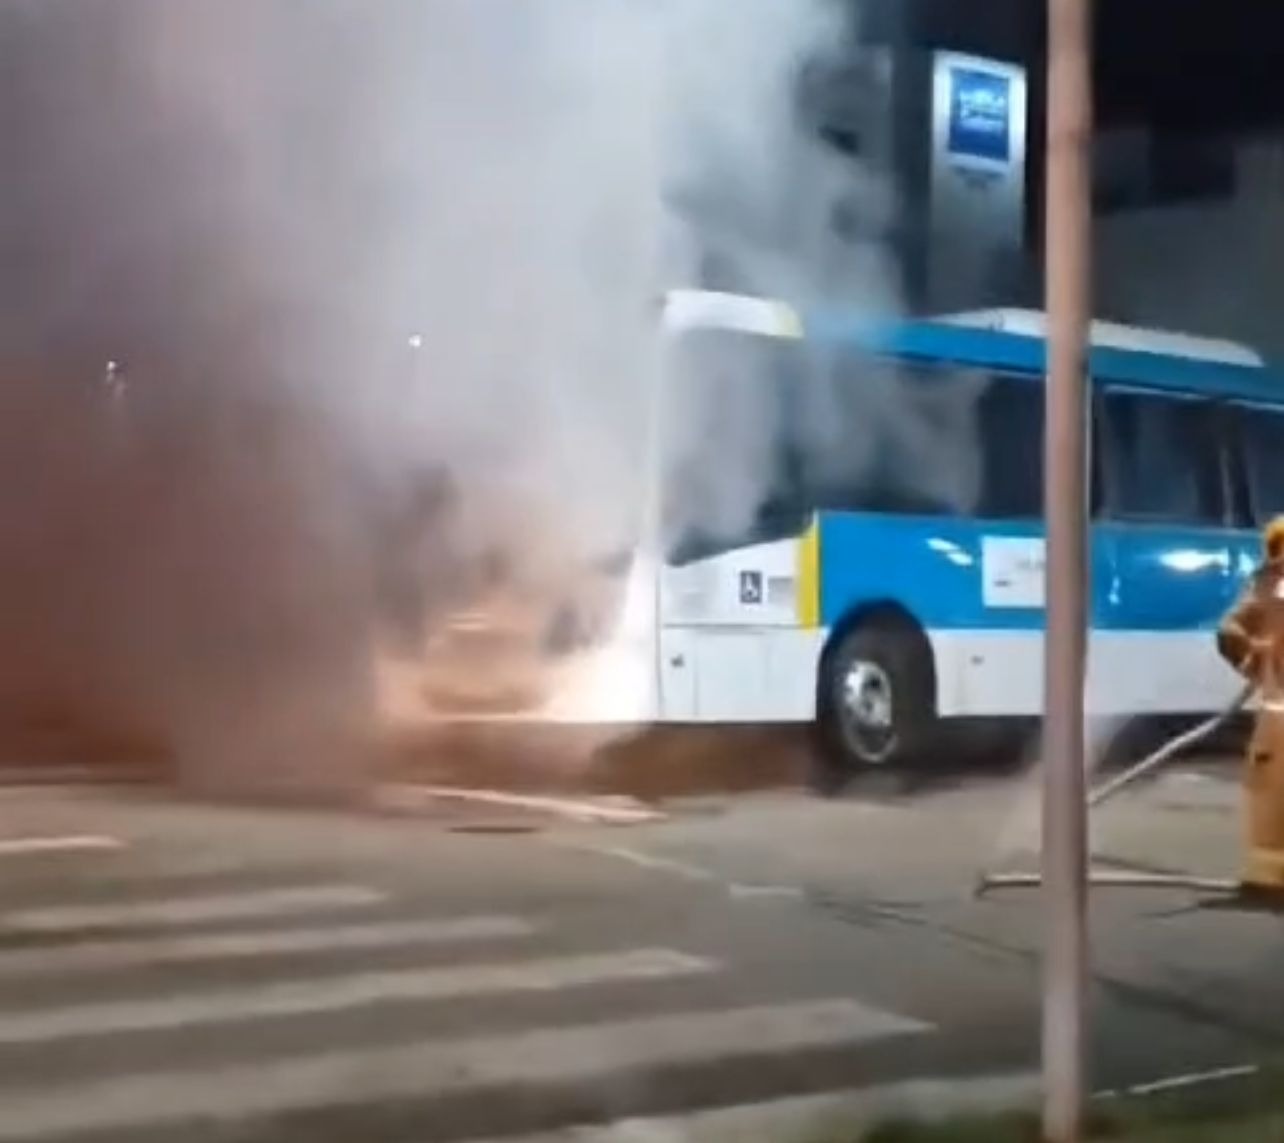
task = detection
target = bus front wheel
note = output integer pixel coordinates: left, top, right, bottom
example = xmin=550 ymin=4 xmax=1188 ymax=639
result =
xmin=815 ymin=617 xmax=936 ymax=781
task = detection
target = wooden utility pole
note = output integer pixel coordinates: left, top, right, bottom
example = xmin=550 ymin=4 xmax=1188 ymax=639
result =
xmin=1041 ymin=0 xmax=1093 ymax=1139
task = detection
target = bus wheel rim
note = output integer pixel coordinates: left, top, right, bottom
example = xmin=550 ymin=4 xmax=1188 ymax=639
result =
xmin=841 ymin=660 xmax=896 ymax=762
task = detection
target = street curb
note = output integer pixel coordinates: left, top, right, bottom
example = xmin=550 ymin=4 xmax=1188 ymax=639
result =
xmin=372 ymin=784 xmax=665 ymax=825
xmin=0 ymin=764 xmax=162 ymax=788
xmin=457 ymin=1073 xmax=1040 ymax=1142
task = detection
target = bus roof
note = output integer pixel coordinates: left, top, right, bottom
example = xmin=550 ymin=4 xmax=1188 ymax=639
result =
xmin=662 ymin=290 xmax=1284 ymax=407
xmin=931 ymin=307 xmax=1264 ymax=367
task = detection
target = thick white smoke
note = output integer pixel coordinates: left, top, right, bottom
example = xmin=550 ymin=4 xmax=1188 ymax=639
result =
xmin=655 ymin=3 xmax=990 ymax=552
xmin=2 ymin=0 xmax=989 ymax=787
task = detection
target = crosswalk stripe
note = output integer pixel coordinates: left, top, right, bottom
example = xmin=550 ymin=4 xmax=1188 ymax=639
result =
xmin=0 ymin=915 xmax=537 ymax=977
xmin=0 ymin=998 xmax=932 ymax=1140
xmin=0 ymin=948 xmax=716 ymax=1045
xmin=1 ymin=884 xmax=388 ymax=932
xmin=0 ymin=835 xmax=124 ymax=857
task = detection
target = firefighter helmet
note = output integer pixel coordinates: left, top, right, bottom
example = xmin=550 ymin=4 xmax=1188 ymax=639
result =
xmin=1265 ymin=516 xmax=1284 ymax=563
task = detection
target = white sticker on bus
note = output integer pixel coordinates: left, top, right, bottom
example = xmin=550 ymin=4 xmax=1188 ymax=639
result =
xmin=981 ymin=536 xmax=1045 ymax=609
xmin=767 ymin=574 xmax=794 ymax=606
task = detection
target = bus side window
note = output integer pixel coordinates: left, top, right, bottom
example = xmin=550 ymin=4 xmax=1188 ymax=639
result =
xmin=1089 ymin=388 xmax=1106 ymax=518
xmin=792 ymin=358 xmax=981 ymax=518
xmin=1222 ymin=405 xmax=1254 ymax=529
xmin=1238 ymin=405 xmax=1284 ymax=524
xmin=975 ymin=375 xmax=1044 ymax=520
xmin=806 ymin=364 xmax=1044 ymax=521
xmin=1099 ymin=390 xmax=1224 ymax=526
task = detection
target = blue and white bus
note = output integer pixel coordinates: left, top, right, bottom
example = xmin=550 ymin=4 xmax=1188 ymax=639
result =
xmin=603 ymin=288 xmax=1284 ymax=770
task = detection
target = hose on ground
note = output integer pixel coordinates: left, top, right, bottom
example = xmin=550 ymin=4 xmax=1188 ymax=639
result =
xmin=1087 ymin=681 xmax=1255 ymax=809
xmin=972 ymin=683 xmax=1255 ymax=899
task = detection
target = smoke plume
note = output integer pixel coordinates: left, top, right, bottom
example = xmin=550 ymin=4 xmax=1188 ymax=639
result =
xmin=0 ymin=0 xmax=929 ymax=791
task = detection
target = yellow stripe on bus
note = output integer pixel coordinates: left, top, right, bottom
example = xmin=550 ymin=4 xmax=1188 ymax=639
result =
xmin=797 ymin=517 xmax=820 ymax=628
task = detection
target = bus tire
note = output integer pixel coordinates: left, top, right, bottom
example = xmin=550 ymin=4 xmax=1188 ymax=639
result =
xmin=815 ymin=616 xmax=936 ymax=781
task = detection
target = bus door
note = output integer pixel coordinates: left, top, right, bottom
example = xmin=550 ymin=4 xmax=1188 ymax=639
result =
xmin=1092 ymin=386 xmax=1236 ymax=710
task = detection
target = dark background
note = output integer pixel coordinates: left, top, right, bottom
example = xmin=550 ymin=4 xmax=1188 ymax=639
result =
xmin=871 ymin=0 xmax=1284 ymax=242
xmin=860 ymin=0 xmax=1284 ymax=131
xmin=799 ymin=0 xmax=1284 ymax=325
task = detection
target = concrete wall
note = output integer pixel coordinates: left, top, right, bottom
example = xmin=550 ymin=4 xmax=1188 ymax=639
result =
xmin=1094 ymin=136 xmax=1284 ymax=363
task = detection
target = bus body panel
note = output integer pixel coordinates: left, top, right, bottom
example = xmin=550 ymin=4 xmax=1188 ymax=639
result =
xmin=657 ymin=534 xmax=824 ymax=722
xmin=661 ymin=536 xmax=806 ymax=628
xmin=816 ymin=512 xmax=1064 ymax=630
xmin=929 ymin=630 xmax=1241 ymax=717
xmin=652 ymin=516 xmax=1255 ymax=724
xmin=642 ymin=518 xmax=1253 ymax=719
xmin=816 ymin=511 xmax=1246 ymax=718
xmin=656 ymin=626 xmax=823 ymax=723
xmin=815 ymin=514 xmax=1243 ymax=633
xmin=653 ymin=619 xmax=1243 ymax=723
xmin=642 ymin=291 xmax=1284 ymax=733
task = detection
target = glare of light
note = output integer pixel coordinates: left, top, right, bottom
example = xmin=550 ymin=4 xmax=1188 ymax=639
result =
xmin=927 ymin=536 xmax=975 ymax=568
xmin=1160 ymin=549 xmax=1224 ymax=574
xmin=103 ymin=360 xmax=126 ymax=398
xmin=541 ymin=552 xmax=658 ymax=724
xmin=407 ymin=334 xmax=424 ymax=350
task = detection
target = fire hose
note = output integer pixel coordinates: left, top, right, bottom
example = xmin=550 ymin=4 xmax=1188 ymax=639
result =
xmin=973 ymin=682 xmax=1255 ymax=898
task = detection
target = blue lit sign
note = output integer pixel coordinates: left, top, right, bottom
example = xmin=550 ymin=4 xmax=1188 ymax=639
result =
xmin=947 ymin=67 xmax=1011 ymax=163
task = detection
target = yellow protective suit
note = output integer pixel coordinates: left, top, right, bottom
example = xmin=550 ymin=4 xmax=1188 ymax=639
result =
xmin=1217 ymin=516 xmax=1284 ymax=894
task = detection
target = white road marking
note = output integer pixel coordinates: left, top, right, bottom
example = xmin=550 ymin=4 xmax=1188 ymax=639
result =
xmin=1097 ymin=1063 xmax=1261 ymax=1100
xmin=375 ymin=785 xmax=663 ymax=825
xmin=0 ymin=949 xmax=716 ymax=1045
xmin=574 ymin=845 xmax=719 ymax=884
xmin=560 ymin=843 xmax=802 ymax=902
xmin=0 ymin=915 xmax=537 ymax=978
xmin=0 ymin=835 xmax=124 ymax=857
xmin=727 ymin=883 xmax=803 ymax=900
xmin=0 ymin=998 xmax=932 ymax=1140
xmin=1 ymin=884 xmax=388 ymax=933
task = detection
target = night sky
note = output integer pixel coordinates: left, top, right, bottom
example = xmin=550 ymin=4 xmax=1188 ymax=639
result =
xmin=864 ymin=0 xmax=1284 ymax=132
xmin=1093 ymin=3 xmax=1284 ymax=132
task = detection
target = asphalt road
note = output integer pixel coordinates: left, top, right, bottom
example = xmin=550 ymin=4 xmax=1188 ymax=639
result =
xmin=0 ymin=758 xmax=1279 ymax=1142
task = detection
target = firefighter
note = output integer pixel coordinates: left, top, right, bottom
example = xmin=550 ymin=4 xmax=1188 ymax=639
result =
xmin=1216 ymin=514 xmax=1284 ymax=897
